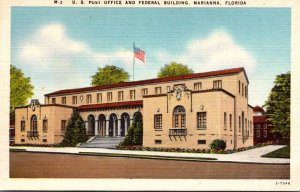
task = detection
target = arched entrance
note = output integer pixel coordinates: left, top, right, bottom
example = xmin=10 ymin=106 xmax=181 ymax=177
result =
xmin=109 ymin=113 xmax=118 ymax=137
xmin=133 ymin=111 xmax=143 ymax=120
xmin=120 ymin=113 xmax=130 ymax=137
xmin=98 ymin=114 xmax=106 ymax=137
xmin=173 ymin=105 xmax=186 ymax=128
xmin=87 ymin=114 xmax=95 ymax=136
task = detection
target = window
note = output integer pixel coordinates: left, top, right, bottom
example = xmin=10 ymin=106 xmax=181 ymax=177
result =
xmin=51 ymin=98 xmax=56 ymax=104
xmin=72 ymin=96 xmax=77 ymax=104
xmin=155 ymin=87 xmax=162 ymax=94
xmin=242 ymin=83 xmax=244 ymax=96
xmin=43 ymin=139 xmax=47 ymax=143
xmin=155 ymin=140 xmax=162 ymax=144
xmin=245 ymin=85 xmax=247 ymax=98
xmin=31 ymin=115 xmax=38 ymax=131
xmin=197 ymin=112 xmax=207 ymax=129
xmin=141 ymin=88 xmax=148 ymax=96
xmin=250 ymin=121 xmax=252 ymax=134
xmin=263 ymin=130 xmax=268 ymax=138
xmin=238 ymin=116 xmax=241 ymax=132
xmin=224 ymin=112 xmax=227 ymax=130
xmin=86 ymin=94 xmax=92 ymax=104
xmin=154 ymin=114 xmax=162 ymax=130
xmin=62 ymin=97 xmax=66 ymax=104
xmin=173 ymin=106 xmax=186 ymax=128
xmin=21 ymin=121 xmax=25 ymax=132
xmin=166 ymin=86 xmax=171 ymax=92
xmin=43 ymin=119 xmax=48 ymax=133
xmin=118 ymin=91 xmax=124 ymax=101
xmin=263 ymin=124 xmax=267 ymax=129
xmin=21 ymin=139 xmax=25 ymax=142
xmin=194 ymin=82 xmax=202 ymax=91
xmin=107 ymin=92 xmax=113 ymax=102
xmin=198 ymin=140 xmax=206 ymax=144
xmin=229 ymin=114 xmax=232 ymax=131
xmin=239 ymin=81 xmax=240 ymax=94
xmin=61 ymin=120 xmax=67 ymax=132
xmin=97 ymin=93 xmax=102 ymax=103
xmin=256 ymin=130 xmax=261 ymax=138
xmin=254 ymin=123 xmax=261 ymax=129
xmin=213 ymin=80 xmax=222 ymax=89
xmin=130 ymin=90 xmax=136 ymax=100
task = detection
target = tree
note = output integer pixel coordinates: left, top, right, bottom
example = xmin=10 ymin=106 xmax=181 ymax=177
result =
xmin=264 ymin=71 xmax=290 ymax=139
xmin=61 ymin=109 xmax=87 ymax=147
xmin=120 ymin=113 xmax=143 ymax=146
xmin=157 ymin=62 xmax=194 ymax=78
xmin=91 ymin=65 xmax=130 ymax=86
xmin=10 ymin=65 xmax=34 ymax=118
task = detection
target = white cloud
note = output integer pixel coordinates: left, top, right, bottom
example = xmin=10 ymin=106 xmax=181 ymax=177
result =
xmin=157 ymin=30 xmax=256 ymax=74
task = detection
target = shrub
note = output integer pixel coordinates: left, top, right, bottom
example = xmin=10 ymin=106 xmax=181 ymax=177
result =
xmin=210 ymin=139 xmax=226 ymax=151
xmin=119 ymin=113 xmax=143 ymax=146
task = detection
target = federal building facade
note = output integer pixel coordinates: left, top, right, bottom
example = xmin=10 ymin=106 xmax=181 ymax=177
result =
xmin=15 ymin=67 xmax=254 ymax=149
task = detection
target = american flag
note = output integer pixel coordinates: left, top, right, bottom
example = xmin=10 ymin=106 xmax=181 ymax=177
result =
xmin=134 ymin=46 xmax=145 ymax=63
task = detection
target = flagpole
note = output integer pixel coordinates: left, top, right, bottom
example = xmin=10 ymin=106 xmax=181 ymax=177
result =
xmin=133 ymin=42 xmax=135 ymax=81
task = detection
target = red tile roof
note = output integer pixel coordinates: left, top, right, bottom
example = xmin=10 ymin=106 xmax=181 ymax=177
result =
xmin=253 ymin=105 xmax=265 ymax=113
xmin=253 ymin=116 xmax=267 ymax=123
xmin=78 ymin=100 xmax=143 ymax=110
xmin=45 ymin=67 xmax=245 ymax=97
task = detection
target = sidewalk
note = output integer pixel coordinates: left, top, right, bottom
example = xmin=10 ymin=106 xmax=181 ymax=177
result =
xmin=10 ymin=145 xmax=290 ymax=164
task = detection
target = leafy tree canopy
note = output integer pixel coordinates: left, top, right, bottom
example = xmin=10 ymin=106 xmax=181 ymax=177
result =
xmin=120 ymin=113 xmax=143 ymax=146
xmin=91 ymin=65 xmax=130 ymax=86
xmin=157 ymin=62 xmax=194 ymax=78
xmin=264 ymin=71 xmax=290 ymax=139
xmin=61 ymin=109 xmax=87 ymax=147
xmin=10 ymin=65 xmax=34 ymax=117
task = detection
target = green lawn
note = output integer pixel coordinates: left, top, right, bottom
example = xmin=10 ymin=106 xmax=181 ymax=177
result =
xmin=262 ymin=146 xmax=290 ymax=159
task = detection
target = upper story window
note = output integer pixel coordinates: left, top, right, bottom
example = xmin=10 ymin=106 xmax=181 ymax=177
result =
xmin=245 ymin=85 xmax=247 ymax=98
xmin=154 ymin=114 xmax=162 ymax=130
xmin=31 ymin=115 xmax=38 ymax=131
xmin=130 ymin=90 xmax=136 ymax=100
xmin=197 ymin=112 xmax=206 ymax=129
xmin=107 ymin=92 xmax=113 ymax=102
xmin=97 ymin=93 xmax=102 ymax=103
xmin=141 ymin=88 xmax=148 ymax=96
xmin=224 ymin=112 xmax=227 ymax=130
xmin=254 ymin=123 xmax=261 ymax=129
xmin=20 ymin=120 xmax=25 ymax=132
xmin=256 ymin=130 xmax=261 ymax=138
xmin=155 ymin=87 xmax=162 ymax=94
xmin=62 ymin=97 xmax=66 ymax=104
xmin=166 ymin=86 xmax=171 ymax=92
xmin=213 ymin=80 xmax=222 ymax=89
xmin=43 ymin=119 xmax=48 ymax=133
xmin=86 ymin=94 xmax=92 ymax=104
xmin=239 ymin=81 xmax=241 ymax=94
xmin=194 ymin=82 xmax=202 ymax=91
xmin=263 ymin=130 xmax=268 ymax=138
xmin=173 ymin=106 xmax=186 ymax=128
xmin=72 ymin=96 xmax=77 ymax=105
xmin=51 ymin=98 xmax=56 ymax=104
xmin=118 ymin=91 xmax=124 ymax=101
xmin=239 ymin=116 xmax=241 ymax=132
xmin=242 ymin=83 xmax=244 ymax=96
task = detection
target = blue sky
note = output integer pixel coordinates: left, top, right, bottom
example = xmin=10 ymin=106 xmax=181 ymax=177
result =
xmin=11 ymin=7 xmax=291 ymax=106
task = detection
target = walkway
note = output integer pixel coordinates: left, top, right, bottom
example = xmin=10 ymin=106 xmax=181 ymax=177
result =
xmin=10 ymin=145 xmax=289 ymax=164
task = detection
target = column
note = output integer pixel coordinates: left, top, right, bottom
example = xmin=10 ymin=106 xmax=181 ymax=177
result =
xmin=85 ymin=121 xmax=88 ymax=133
xmin=117 ymin=119 xmax=121 ymax=137
xmin=113 ymin=118 xmax=116 ymax=137
xmin=106 ymin=120 xmax=109 ymax=137
xmin=95 ymin=120 xmax=98 ymax=136
xmin=124 ymin=118 xmax=128 ymax=136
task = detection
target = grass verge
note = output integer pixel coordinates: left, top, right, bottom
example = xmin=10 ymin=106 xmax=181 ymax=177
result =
xmin=79 ymin=152 xmax=217 ymax=162
xmin=10 ymin=148 xmax=27 ymax=152
xmin=261 ymin=146 xmax=290 ymax=159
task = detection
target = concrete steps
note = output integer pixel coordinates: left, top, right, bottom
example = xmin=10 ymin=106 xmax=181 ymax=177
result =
xmin=79 ymin=136 xmax=125 ymax=149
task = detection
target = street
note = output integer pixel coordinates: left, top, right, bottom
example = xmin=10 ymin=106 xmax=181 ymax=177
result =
xmin=10 ymin=152 xmax=290 ymax=179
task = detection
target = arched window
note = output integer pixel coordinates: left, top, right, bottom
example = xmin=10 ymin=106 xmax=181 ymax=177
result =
xmin=31 ymin=115 xmax=38 ymax=131
xmin=87 ymin=115 xmax=95 ymax=136
xmin=173 ymin=106 xmax=186 ymax=128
